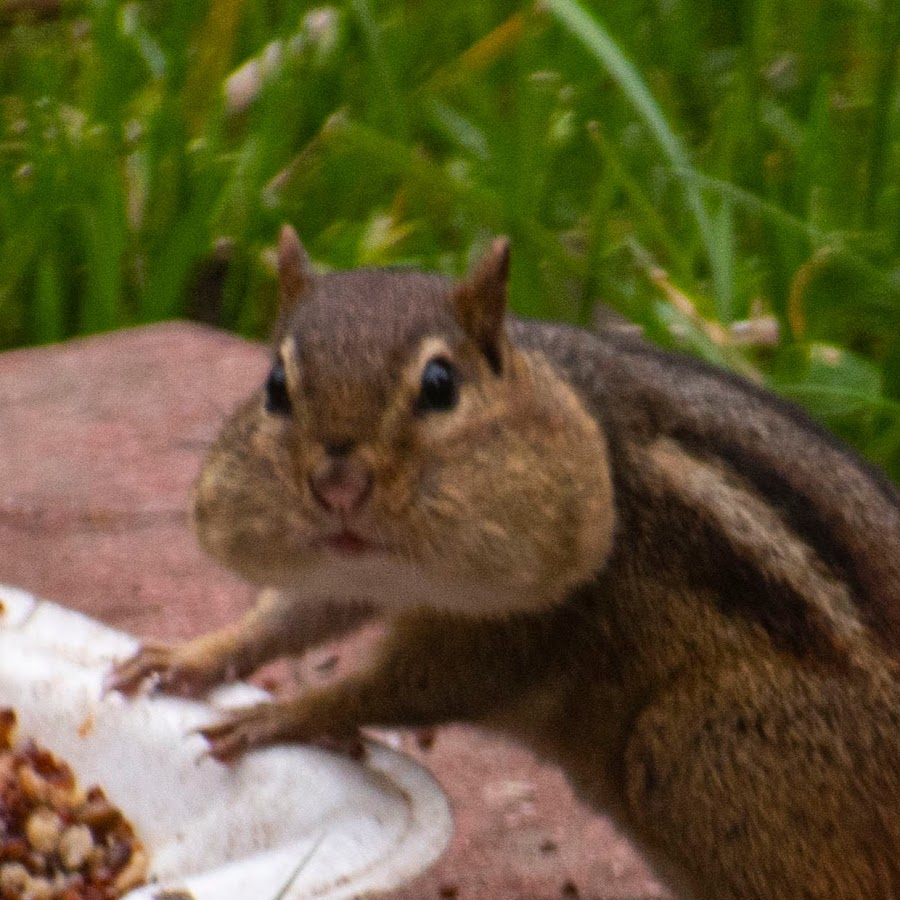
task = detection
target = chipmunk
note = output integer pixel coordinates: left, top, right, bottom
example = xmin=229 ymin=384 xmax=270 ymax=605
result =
xmin=109 ymin=225 xmax=900 ymax=899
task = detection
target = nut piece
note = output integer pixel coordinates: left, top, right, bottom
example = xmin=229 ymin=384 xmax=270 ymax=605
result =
xmin=25 ymin=807 xmax=63 ymax=855
xmin=0 ymin=862 xmax=31 ymax=894
xmin=113 ymin=846 xmax=149 ymax=893
xmin=18 ymin=765 xmax=51 ymax=803
xmin=23 ymin=874 xmax=53 ymax=900
xmin=58 ymin=823 xmax=93 ymax=871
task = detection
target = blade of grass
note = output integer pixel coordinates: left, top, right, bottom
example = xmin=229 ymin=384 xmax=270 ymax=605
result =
xmin=426 ymin=99 xmax=489 ymax=160
xmin=587 ymin=121 xmax=686 ymax=272
xmin=863 ymin=0 xmax=899 ymax=229
xmin=678 ymin=168 xmax=825 ymax=242
xmin=543 ymin=0 xmax=732 ymax=319
xmin=423 ymin=10 xmax=536 ymax=93
xmin=183 ymin=0 xmax=246 ymax=137
xmin=349 ymin=0 xmax=408 ymax=140
xmin=0 ymin=213 xmax=40 ymax=323
xmin=33 ymin=251 xmax=65 ymax=344
xmin=796 ymin=74 xmax=832 ymax=233
xmin=140 ymin=203 xmax=212 ymax=322
xmin=677 ymin=168 xmax=900 ymax=308
xmin=271 ymin=113 xmax=506 ymax=231
xmin=323 ymin=116 xmax=583 ymax=280
xmin=78 ymin=167 xmax=126 ymax=334
xmin=577 ymin=166 xmax=617 ymax=326
xmin=272 ymin=830 xmax=327 ymax=900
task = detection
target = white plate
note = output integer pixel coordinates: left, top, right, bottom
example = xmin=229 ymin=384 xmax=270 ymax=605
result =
xmin=0 ymin=585 xmax=453 ymax=899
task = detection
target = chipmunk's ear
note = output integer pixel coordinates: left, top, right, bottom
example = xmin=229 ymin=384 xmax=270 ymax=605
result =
xmin=277 ymin=224 xmax=314 ymax=318
xmin=452 ymin=237 xmax=510 ymax=374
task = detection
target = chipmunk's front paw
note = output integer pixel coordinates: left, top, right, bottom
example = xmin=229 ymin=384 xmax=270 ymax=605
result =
xmin=105 ymin=642 xmax=234 ymax=699
xmin=197 ymin=699 xmax=364 ymax=763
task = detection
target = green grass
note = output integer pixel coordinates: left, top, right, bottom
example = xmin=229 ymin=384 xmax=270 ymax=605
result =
xmin=1 ymin=0 xmax=899 ymax=476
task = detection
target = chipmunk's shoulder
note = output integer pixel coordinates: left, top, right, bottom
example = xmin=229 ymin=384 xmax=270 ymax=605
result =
xmin=511 ymin=316 xmax=900 ymax=662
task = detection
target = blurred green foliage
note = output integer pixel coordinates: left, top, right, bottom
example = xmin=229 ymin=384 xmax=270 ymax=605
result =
xmin=1 ymin=0 xmax=899 ymax=475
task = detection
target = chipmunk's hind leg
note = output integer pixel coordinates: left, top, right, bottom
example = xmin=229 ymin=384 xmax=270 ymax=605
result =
xmin=622 ymin=664 xmax=900 ymax=900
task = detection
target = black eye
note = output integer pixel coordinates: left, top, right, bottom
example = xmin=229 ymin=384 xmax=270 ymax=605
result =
xmin=416 ymin=357 xmax=459 ymax=414
xmin=264 ymin=359 xmax=292 ymax=415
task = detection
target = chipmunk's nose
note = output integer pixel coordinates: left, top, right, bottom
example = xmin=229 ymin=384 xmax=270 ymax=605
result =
xmin=308 ymin=449 xmax=373 ymax=514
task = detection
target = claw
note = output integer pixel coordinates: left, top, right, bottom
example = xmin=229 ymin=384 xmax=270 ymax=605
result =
xmin=201 ymin=732 xmax=247 ymax=763
xmin=105 ymin=642 xmax=224 ymax=700
xmin=104 ymin=644 xmax=172 ymax=697
xmin=191 ymin=704 xmax=266 ymax=761
xmin=193 ymin=701 xmax=368 ymax=764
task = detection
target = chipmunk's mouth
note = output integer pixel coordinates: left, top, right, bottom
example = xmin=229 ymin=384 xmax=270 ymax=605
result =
xmin=317 ymin=530 xmax=377 ymax=556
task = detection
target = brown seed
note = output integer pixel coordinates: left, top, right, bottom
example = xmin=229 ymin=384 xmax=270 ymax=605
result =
xmin=0 ymin=711 xmax=16 ymax=751
xmin=17 ymin=766 xmax=51 ymax=804
xmin=78 ymin=795 xmax=122 ymax=833
xmin=25 ymin=807 xmax=63 ymax=855
xmin=113 ymin=847 xmax=148 ymax=893
xmin=105 ymin=837 xmax=132 ymax=871
xmin=0 ymin=862 xmax=30 ymax=894
xmin=0 ymin=836 xmax=30 ymax=863
xmin=22 ymin=874 xmax=53 ymax=900
xmin=59 ymin=824 xmax=93 ymax=871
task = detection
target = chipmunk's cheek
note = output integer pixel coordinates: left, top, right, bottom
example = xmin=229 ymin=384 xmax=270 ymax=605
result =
xmin=435 ymin=401 xmax=615 ymax=603
xmin=191 ymin=419 xmax=323 ymax=585
xmin=192 ymin=472 xmax=313 ymax=585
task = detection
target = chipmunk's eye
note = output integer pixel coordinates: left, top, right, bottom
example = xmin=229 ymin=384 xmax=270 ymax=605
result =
xmin=264 ymin=358 xmax=292 ymax=415
xmin=416 ymin=357 xmax=459 ymax=414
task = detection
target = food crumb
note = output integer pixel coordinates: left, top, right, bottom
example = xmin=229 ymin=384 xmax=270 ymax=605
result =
xmin=25 ymin=807 xmax=63 ymax=855
xmin=76 ymin=714 xmax=95 ymax=739
xmin=58 ymin=825 xmax=92 ymax=871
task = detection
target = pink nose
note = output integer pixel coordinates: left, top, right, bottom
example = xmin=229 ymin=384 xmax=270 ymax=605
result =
xmin=308 ymin=458 xmax=373 ymax=514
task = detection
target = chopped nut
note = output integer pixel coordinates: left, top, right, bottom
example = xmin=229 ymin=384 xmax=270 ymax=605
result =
xmin=0 ymin=710 xmax=16 ymax=750
xmin=0 ymin=861 xmax=31 ymax=893
xmin=105 ymin=836 xmax=132 ymax=871
xmin=76 ymin=715 xmax=95 ymax=740
xmin=48 ymin=780 xmax=86 ymax=813
xmin=58 ymin=824 xmax=93 ymax=871
xmin=113 ymin=847 xmax=149 ymax=893
xmin=18 ymin=764 xmax=52 ymax=803
xmin=85 ymin=844 xmax=107 ymax=873
xmin=77 ymin=794 xmax=122 ymax=833
xmin=23 ymin=874 xmax=53 ymax=900
xmin=0 ymin=835 xmax=30 ymax=863
xmin=25 ymin=808 xmax=63 ymax=855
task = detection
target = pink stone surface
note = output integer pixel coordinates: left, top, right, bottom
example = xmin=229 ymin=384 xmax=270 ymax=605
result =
xmin=0 ymin=324 xmax=667 ymax=899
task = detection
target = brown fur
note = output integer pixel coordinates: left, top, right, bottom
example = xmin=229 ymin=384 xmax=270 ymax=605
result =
xmin=109 ymin=231 xmax=900 ymax=899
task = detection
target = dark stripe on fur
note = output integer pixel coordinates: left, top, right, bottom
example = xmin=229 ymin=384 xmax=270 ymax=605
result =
xmin=672 ymin=430 xmax=868 ymax=610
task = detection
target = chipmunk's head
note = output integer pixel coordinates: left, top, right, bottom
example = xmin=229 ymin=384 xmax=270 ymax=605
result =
xmin=194 ymin=226 xmax=614 ymax=614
